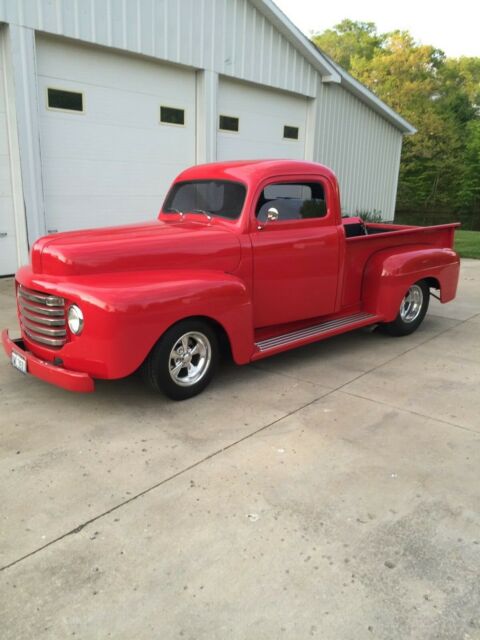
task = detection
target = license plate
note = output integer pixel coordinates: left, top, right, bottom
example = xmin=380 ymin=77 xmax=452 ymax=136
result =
xmin=11 ymin=351 xmax=27 ymax=374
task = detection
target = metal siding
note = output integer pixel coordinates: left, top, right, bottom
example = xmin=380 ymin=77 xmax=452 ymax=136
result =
xmin=217 ymin=77 xmax=307 ymax=161
xmin=0 ymin=0 xmax=405 ymax=224
xmin=315 ymin=83 xmax=402 ymax=220
xmin=0 ymin=0 xmax=317 ymax=98
xmin=0 ymin=25 xmax=18 ymax=274
xmin=36 ymin=35 xmax=197 ymax=233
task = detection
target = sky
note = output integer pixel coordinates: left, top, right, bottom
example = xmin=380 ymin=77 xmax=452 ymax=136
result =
xmin=274 ymin=0 xmax=480 ymax=58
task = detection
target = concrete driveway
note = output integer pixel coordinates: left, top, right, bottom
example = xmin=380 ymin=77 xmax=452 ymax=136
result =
xmin=1 ymin=261 xmax=479 ymax=640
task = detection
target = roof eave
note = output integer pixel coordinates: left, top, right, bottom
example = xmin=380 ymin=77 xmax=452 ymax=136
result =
xmin=249 ymin=0 xmax=341 ymax=83
xmin=254 ymin=0 xmax=416 ymax=135
xmin=321 ymin=57 xmax=417 ymax=135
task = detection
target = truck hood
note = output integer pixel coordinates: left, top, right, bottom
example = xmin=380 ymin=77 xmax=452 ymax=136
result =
xmin=31 ymin=220 xmax=241 ymax=276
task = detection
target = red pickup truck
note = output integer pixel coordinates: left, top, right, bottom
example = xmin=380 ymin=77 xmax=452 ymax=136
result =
xmin=2 ymin=160 xmax=460 ymax=400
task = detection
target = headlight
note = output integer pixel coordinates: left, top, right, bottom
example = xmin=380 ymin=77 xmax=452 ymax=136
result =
xmin=67 ymin=305 xmax=84 ymax=335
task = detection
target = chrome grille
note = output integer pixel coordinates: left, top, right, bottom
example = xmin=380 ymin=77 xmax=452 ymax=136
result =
xmin=17 ymin=286 xmax=67 ymax=348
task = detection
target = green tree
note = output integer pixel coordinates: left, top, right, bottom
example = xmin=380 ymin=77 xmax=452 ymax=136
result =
xmin=312 ymin=22 xmax=480 ymax=224
xmin=312 ymin=20 xmax=384 ymax=69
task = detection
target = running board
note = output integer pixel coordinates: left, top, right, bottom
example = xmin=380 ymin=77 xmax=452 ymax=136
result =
xmin=254 ymin=312 xmax=379 ymax=354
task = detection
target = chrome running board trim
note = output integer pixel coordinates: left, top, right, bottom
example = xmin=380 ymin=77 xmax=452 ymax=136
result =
xmin=255 ymin=312 xmax=377 ymax=352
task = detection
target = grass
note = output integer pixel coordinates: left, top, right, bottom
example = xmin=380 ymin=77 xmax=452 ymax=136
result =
xmin=455 ymin=230 xmax=480 ymax=259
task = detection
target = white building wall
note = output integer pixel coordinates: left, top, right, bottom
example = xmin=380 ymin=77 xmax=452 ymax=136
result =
xmin=0 ymin=24 xmax=29 ymax=273
xmin=0 ymin=25 xmax=16 ymax=274
xmin=0 ymin=0 xmax=409 ymax=274
xmin=315 ymin=82 xmax=403 ymax=220
xmin=0 ymin=0 xmax=318 ymax=98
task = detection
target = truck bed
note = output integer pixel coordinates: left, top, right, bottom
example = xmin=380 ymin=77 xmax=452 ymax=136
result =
xmin=341 ymin=221 xmax=459 ymax=308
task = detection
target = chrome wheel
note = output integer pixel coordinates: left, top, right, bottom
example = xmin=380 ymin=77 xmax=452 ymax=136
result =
xmin=168 ymin=331 xmax=211 ymax=387
xmin=399 ymin=284 xmax=424 ymax=323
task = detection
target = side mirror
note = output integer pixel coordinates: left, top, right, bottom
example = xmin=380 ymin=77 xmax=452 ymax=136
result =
xmin=266 ymin=207 xmax=279 ymax=222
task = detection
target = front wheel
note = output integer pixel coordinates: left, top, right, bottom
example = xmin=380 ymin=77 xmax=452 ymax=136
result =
xmin=378 ymin=280 xmax=430 ymax=337
xmin=143 ymin=320 xmax=218 ymax=400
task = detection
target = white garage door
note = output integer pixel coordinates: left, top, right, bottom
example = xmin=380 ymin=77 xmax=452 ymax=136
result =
xmin=0 ymin=34 xmax=18 ymax=276
xmin=217 ymin=78 xmax=307 ymax=161
xmin=36 ymin=36 xmax=196 ymax=233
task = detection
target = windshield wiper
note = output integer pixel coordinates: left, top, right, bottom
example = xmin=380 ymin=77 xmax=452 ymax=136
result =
xmin=192 ymin=209 xmax=213 ymax=221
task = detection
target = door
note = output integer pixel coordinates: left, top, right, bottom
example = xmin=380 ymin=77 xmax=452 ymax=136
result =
xmin=36 ymin=36 xmax=196 ymax=234
xmin=250 ymin=179 xmax=340 ymax=328
xmin=217 ymin=78 xmax=307 ymax=161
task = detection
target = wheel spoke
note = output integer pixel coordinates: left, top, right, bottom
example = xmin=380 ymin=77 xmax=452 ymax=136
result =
xmin=171 ymin=362 xmax=184 ymax=377
xmin=189 ymin=343 xmax=200 ymax=356
xmin=181 ymin=336 xmax=189 ymax=353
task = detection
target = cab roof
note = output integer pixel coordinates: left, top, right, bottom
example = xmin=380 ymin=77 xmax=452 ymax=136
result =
xmin=174 ymin=159 xmax=338 ymax=188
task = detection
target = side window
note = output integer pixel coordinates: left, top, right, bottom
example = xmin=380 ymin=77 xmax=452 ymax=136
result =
xmin=256 ymin=182 xmax=327 ymax=222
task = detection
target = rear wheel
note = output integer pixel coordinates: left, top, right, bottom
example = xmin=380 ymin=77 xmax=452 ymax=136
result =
xmin=378 ymin=280 xmax=430 ymax=336
xmin=143 ymin=320 xmax=218 ymax=400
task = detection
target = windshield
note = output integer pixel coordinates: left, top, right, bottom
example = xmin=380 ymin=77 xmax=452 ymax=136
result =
xmin=163 ymin=180 xmax=246 ymax=220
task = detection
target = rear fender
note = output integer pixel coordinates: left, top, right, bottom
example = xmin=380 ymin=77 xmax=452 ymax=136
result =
xmin=363 ymin=246 xmax=460 ymax=321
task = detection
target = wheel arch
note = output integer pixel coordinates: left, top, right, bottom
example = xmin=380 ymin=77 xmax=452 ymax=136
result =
xmin=159 ymin=314 xmax=234 ymax=361
xmin=423 ymin=276 xmax=441 ymax=291
xmin=363 ymin=246 xmax=459 ymax=321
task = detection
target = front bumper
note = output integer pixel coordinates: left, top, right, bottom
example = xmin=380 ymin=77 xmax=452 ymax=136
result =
xmin=2 ymin=329 xmax=94 ymax=393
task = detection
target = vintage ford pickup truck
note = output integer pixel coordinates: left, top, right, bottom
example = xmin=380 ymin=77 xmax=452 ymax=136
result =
xmin=2 ymin=160 xmax=460 ymax=399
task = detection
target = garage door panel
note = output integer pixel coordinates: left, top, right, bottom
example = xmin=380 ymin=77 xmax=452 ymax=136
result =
xmin=38 ymin=77 xmax=195 ymax=131
xmin=0 ymin=155 xmax=13 ymax=197
xmin=42 ymin=159 xmax=181 ymax=197
xmin=45 ymin=195 xmax=165 ymax=232
xmin=37 ymin=37 xmax=195 ymax=233
xmin=218 ymin=78 xmax=307 ymax=161
xmin=37 ymin=36 xmax=192 ymax=96
xmin=40 ymin=120 xmax=194 ymax=164
xmin=217 ymin=137 xmax=302 ymax=160
xmin=0 ymin=197 xmax=17 ymax=275
xmin=0 ymin=33 xmax=17 ymax=276
xmin=0 ymin=112 xmax=10 ymax=157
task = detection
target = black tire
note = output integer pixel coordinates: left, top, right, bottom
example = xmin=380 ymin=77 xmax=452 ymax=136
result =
xmin=378 ymin=280 xmax=430 ymax=337
xmin=142 ymin=319 xmax=219 ymax=400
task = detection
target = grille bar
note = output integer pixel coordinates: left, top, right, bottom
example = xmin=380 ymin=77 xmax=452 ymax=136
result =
xmin=18 ymin=287 xmax=64 ymax=307
xmin=17 ymin=285 xmax=67 ymax=349
xmin=19 ymin=299 xmax=65 ymax=317
xmin=22 ymin=317 xmax=67 ymax=336
xmin=21 ymin=308 xmax=66 ymax=327
xmin=23 ymin=328 xmax=66 ymax=348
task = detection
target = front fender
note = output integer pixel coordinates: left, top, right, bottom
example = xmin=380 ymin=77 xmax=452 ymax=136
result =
xmin=362 ymin=245 xmax=460 ymax=321
xmin=16 ymin=268 xmax=253 ymax=378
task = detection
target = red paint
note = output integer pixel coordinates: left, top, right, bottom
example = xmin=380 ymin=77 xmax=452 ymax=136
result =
xmin=2 ymin=329 xmax=94 ymax=392
xmin=2 ymin=160 xmax=460 ymax=393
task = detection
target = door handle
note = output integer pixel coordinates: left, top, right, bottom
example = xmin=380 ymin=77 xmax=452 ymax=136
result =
xmin=0 ymin=232 xmax=7 ymax=238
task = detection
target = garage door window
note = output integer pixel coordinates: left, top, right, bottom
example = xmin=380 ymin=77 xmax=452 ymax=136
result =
xmin=256 ymin=182 xmax=327 ymax=222
xmin=283 ymin=125 xmax=299 ymax=140
xmin=47 ymin=88 xmax=84 ymax=113
xmin=160 ymin=106 xmax=185 ymax=126
xmin=219 ymin=115 xmax=239 ymax=132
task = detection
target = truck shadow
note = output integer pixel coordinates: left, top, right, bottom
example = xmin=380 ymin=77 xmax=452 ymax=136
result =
xmin=91 ymin=314 xmax=448 ymax=405
xmin=93 ymin=324 xmax=401 ymax=403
